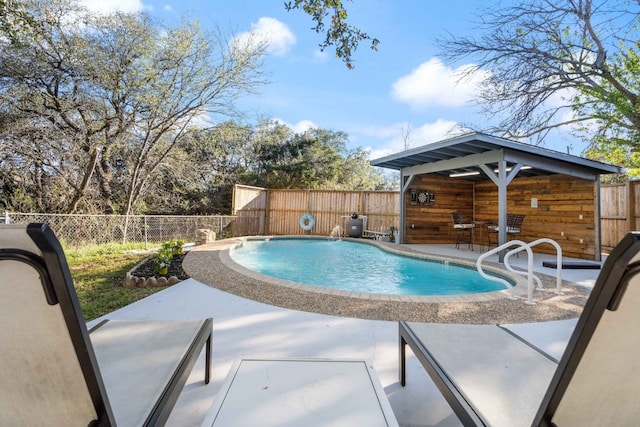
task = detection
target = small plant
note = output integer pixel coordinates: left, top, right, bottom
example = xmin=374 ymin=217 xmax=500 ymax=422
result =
xmin=153 ymin=239 xmax=186 ymax=276
xmin=154 ymin=248 xmax=173 ymax=276
xmin=166 ymin=238 xmax=185 ymax=256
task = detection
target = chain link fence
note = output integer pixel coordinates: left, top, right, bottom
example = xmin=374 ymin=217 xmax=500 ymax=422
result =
xmin=2 ymin=212 xmax=260 ymax=248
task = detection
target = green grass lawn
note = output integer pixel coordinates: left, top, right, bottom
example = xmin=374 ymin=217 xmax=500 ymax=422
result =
xmin=65 ymin=243 xmax=168 ymax=321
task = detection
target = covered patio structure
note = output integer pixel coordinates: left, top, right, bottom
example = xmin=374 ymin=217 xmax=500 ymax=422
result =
xmin=371 ymin=132 xmax=621 ymax=260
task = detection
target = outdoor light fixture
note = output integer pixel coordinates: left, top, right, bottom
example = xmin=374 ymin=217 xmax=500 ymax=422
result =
xmin=449 ymin=171 xmax=481 ymax=178
xmin=493 ymin=165 xmax=533 ymax=173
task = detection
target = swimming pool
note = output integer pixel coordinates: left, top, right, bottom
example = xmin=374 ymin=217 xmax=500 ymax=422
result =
xmin=229 ymin=238 xmax=512 ymax=296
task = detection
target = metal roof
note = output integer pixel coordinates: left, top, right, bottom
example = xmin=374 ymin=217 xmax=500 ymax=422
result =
xmin=370 ymin=132 xmax=621 ymax=181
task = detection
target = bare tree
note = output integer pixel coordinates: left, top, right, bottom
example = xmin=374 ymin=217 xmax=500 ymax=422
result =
xmin=438 ymin=0 xmax=640 ymax=150
xmin=401 ymin=122 xmax=413 ymax=150
xmin=0 ymin=0 xmax=267 ymax=214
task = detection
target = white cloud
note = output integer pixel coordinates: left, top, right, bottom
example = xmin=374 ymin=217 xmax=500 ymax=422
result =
xmin=391 ymin=58 xmax=489 ymax=109
xmin=355 ymin=123 xmax=404 ymax=139
xmin=235 ymin=17 xmax=296 ymax=57
xmin=366 ymin=119 xmax=464 ymax=159
xmin=412 ymin=120 xmax=466 ymax=145
xmin=79 ymin=0 xmax=144 ymax=14
xmin=290 ymin=120 xmax=317 ymax=133
xmin=272 ymin=118 xmax=317 ymax=133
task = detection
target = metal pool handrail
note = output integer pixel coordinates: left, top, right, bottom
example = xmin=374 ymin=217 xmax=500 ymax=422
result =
xmin=477 ymin=238 xmax=563 ymax=305
xmin=477 ymin=241 xmax=532 ymax=303
xmin=506 ymin=238 xmax=564 ymax=296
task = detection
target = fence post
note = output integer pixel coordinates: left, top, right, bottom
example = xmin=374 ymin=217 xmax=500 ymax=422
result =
xmin=3 ymin=211 xmax=9 ymax=224
xmin=628 ymin=181 xmax=636 ymax=232
xmin=264 ymin=189 xmax=270 ymax=235
xmin=144 ymin=216 xmax=148 ymax=249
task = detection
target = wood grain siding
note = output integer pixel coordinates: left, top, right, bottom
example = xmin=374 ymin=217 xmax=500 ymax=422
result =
xmin=404 ymin=175 xmax=474 ymax=244
xmin=600 ymin=181 xmax=640 ymax=249
xmin=232 ymin=185 xmax=268 ymax=235
xmin=267 ymin=189 xmax=313 ymax=235
xmin=362 ymin=191 xmax=401 ymax=233
xmin=234 ymin=185 xmax=400 ymax=236
xmin=405 ymin=174 xmax=598 ymax=259
xmin=477 ymin=175 xmax=597 ymax=260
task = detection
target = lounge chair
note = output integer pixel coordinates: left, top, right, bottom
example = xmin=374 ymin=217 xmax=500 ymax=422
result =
xmin=399 ymin=232 xmax=640 ymax=426
xmin=0 ymin=223 xmax=213 ymax=426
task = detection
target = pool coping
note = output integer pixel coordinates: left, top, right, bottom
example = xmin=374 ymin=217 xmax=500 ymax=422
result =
xmin=219 ymin=235 xmax=531 ymax=304
xmin=183 ymin=236 xmax=591 ymax=323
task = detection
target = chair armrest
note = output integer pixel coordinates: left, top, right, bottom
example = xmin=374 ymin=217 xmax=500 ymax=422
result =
xmin=90 ymin=318 xmax=212 ymax=427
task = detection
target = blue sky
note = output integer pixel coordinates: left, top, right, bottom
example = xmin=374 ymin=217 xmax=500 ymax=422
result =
xmin=80 ymin=0 xmax=585 ymax=160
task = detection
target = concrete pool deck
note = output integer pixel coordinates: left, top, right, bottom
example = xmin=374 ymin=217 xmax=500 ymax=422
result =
xmin=88 ymin=242 xmax=600 ymax=426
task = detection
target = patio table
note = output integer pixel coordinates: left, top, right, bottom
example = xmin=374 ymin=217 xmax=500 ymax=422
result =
xmin=473 ymin=220 xmax=496 ymax=251
xmin=201 ymin=358 xmax=398 ymax=427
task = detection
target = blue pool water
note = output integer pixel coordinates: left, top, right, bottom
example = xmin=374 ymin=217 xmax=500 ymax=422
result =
xmin=229 ymin=238 xmax=509 ymax=296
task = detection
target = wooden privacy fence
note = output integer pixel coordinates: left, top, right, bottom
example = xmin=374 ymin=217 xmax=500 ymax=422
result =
xmin=601 ymin=181 xmax=640 ymax=249
xmin=234 ymin=182 xmax=640 ymax=249
xmin=232 ymin=185 xmax=400 ymax=236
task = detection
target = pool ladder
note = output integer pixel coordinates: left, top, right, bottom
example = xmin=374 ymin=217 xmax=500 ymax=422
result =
xmin=477 ymin=239 xmax=563 ymax=305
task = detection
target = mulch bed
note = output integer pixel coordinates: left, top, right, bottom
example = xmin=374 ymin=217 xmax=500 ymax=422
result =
xmin=130 ymin=253 xmax=190 ymax=280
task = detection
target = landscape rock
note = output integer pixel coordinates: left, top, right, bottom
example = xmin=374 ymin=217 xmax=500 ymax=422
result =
xmin=196 ymin=229 xmax=216 ymax=245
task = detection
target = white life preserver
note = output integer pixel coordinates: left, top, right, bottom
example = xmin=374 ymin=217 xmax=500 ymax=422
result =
xmin=299 ymin=213 xmax=315 ymax=231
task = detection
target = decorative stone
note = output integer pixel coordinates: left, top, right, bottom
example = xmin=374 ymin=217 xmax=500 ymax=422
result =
xmin=123 ymin=275 xmax=135 ymax=288
xmin=124 ymin=254 xmax=185 ymax=288
xmin=196 ymin=229 xmax=216 ymax=245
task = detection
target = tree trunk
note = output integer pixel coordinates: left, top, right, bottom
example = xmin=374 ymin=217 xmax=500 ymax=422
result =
xmin=65 ymin=146 xmax=100 ymax=214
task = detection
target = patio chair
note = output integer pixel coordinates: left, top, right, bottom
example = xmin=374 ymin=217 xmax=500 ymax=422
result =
xmin=487 ymin=213 xmax=526 ymax=249
xmin=0 ymin=223 xmax=213 ymax=426
xmin=399 ymin=231 xmax=640 ymax=426
xmin=451 ymin=212 xmax=474 ymax=250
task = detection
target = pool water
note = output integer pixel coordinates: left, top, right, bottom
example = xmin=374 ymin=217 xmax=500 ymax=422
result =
xmin=229 ymin=238 xmax=509 ymax=296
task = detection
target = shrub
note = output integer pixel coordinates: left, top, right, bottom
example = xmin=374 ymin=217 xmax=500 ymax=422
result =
xmin=166 ymin=238 xmax=185 ymax=256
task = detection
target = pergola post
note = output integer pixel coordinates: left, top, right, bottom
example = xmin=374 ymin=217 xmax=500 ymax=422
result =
xmin=480 ymin=159 xmax=522 ymax=262
xmin=497 ymin=160 xmax=508 ymax=262
xmin=400 ymin=173 xmax=415 ymax=244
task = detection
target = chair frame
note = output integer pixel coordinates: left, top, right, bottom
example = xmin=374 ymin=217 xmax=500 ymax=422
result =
xmin=0 ymin=223 xmax=212 ymax=426
xmin=487 ymin=213 xmax=526 ymax=249
xmin=399 ymin=232 xmax=640 ymax=426
xmin=451 ymin=212 xmax=474 ymax=250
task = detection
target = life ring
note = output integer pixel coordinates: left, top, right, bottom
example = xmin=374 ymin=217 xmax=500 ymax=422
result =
xmin=299 ymin=213 xmax=315 ymax=231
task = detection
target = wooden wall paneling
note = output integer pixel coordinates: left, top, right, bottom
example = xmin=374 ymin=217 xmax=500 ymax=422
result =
xmin=404 ymin=175 xmax=474 ymax=244
xmin=405 ymin=174 xmax=598 ymax=259
xmin=481 ymin=175 xmax=597 ymax=259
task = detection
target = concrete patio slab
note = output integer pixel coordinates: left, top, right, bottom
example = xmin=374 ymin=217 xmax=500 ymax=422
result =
xmin=87 ymin=245 xmax=600 ymax=427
